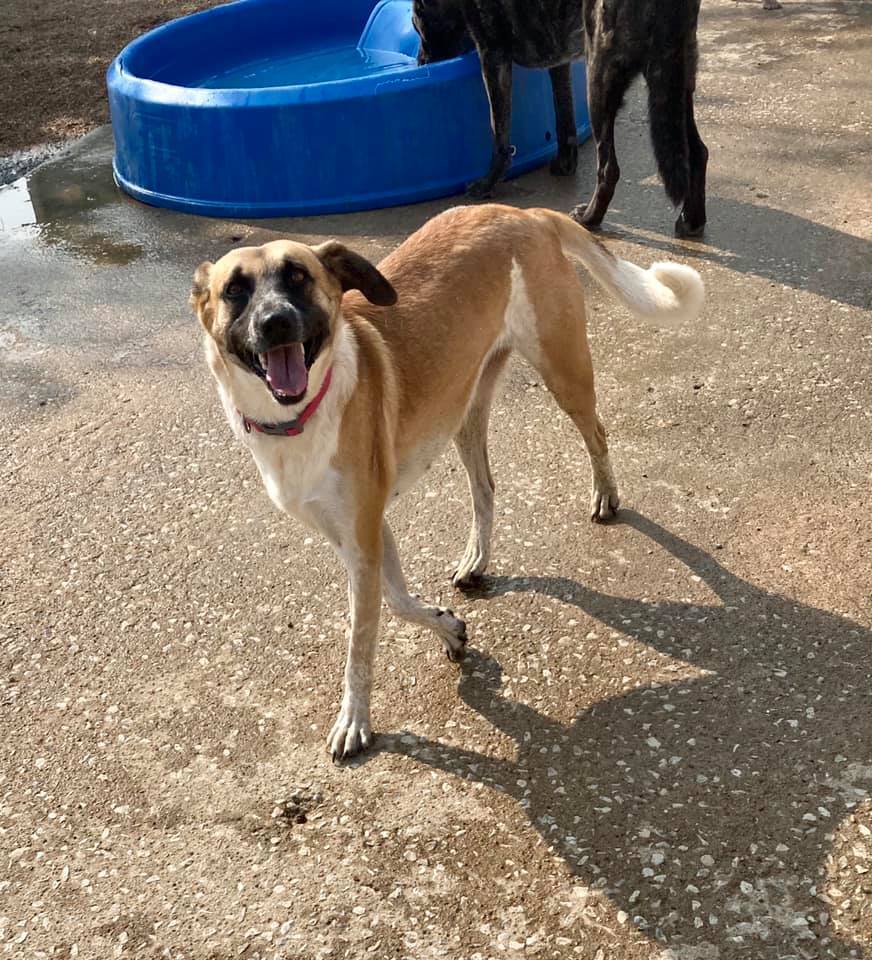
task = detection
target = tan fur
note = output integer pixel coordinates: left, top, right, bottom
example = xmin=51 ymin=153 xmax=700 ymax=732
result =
xmin=192 ymin=203 xmax=704 ymax=759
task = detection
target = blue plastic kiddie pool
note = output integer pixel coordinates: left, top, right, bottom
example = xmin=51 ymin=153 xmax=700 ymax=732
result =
xmin=107 ymin=0 xmax=590 ymax=218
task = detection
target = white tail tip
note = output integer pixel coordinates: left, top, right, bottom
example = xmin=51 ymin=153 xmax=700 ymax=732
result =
xmin=645 ymin=261 xmax=706 ymax=328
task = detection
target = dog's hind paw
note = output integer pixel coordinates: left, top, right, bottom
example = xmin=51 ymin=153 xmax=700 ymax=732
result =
xmin=674 ymin=213 xmax=706 ymax=239
xmin=452 ymin=552 xmax=488 ymax=590
xmin=549 ymin=145 xmax=579 ymax=177
xmin=328 ymin=705 xmax=373 ymax=761
xmin=436 ymin=608 xmax=468 ymax=662
xmin=466 ymin=177 xmax=497 ymax=201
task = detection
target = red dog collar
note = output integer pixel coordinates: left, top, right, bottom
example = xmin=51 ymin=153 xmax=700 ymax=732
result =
xmin=239 ymin=366 xmax=333 ymax=437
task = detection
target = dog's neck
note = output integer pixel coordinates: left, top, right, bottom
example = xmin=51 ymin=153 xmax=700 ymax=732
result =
xmin=239 ymin=367 xmax=333 ymax=437
xmin=209 ymin=339 xmax=334 ymax=425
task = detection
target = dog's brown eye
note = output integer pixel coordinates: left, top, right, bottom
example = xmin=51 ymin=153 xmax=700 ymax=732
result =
xmin=288 ymin=269 xmax=307 ymax=285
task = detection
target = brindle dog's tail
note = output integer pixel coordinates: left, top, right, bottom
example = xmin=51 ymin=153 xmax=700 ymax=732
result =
xmin=646 ymin=42 xmax=695 ymax=208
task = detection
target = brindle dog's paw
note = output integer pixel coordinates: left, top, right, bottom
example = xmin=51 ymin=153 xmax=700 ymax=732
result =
xmin=466 ymin=177 xmax=497 ymax=201
xmin=674 ymin=213 xmax=706 ymax=239
xmin=549 ymin=145 xmax=579 ymax=177
xmin=570 ymin=204 xmax=604 ymax=230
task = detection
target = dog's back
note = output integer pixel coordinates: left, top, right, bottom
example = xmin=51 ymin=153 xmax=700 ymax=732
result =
xmin=459 ymin=0 xmax=701 ymax=69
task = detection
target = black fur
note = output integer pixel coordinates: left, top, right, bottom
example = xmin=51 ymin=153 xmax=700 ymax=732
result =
xmin=413 ymin=0 xmax=708 ymax=236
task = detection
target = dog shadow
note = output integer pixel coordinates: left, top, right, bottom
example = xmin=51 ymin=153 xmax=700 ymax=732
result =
xmin=380 ymin=511 xmax=871 ymax=957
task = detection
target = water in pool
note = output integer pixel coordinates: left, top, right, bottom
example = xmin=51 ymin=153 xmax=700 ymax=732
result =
xmin=200 ymin=46 xmax=417 ymax=88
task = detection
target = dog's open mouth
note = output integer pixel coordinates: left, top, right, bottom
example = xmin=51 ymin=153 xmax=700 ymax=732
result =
xmin=248 ymin=333 xmax=325 ymax=405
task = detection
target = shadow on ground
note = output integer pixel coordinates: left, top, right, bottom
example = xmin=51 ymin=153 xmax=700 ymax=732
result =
xmin=382 ymin=512 xmax=871 ymax=958
xmin=271 ymin=180 xmax=872 ymax=310
xmin=610 ymin=197 xmax=872 ymax=310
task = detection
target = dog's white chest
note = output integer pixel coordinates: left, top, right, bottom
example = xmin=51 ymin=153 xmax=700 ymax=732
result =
xmin=250 ymin=431 xmax=341 ymax=524
xmin=207 ymin=328 xmax=355 ymax=532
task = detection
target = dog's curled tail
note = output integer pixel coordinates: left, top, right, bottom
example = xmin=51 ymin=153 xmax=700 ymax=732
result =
xmin=532 ymin=209 xmax=704 ymax=328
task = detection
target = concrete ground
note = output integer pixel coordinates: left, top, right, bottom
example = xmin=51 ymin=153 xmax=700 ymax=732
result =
xmin=1 ymin=1 xmax=870 ymax=958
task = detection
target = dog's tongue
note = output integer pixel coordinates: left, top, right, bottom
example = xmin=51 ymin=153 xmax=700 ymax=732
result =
xmin=265 ymin=343 xmax=307 ymax=398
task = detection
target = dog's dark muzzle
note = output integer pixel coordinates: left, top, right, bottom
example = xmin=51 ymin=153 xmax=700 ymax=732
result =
xmin=236 ymin=300 xmax=330 ymax=405
xmin=250 ymin=304 xmax=314 ymax=354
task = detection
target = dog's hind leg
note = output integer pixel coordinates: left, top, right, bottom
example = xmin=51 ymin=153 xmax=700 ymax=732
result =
xmin=381 ymin=523 xmax=468 ymax=661
xmin=571 ymin=50 xmax=634 ymax=229
xmin=675 ymin=89 xmax=708 ymax=238
xmin=467 ymin=52 xmax=514 ymax=200
xmin=453 ymin=347 xmax=511 ymax=588
xmin=523 ymin=272 xmax=619 ymax=521
xmin=548 ymin=63 xmax=579 ymax=177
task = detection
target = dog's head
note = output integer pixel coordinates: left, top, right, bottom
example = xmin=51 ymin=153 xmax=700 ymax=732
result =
xmin=412 ymin=0 xmax=474 ymax=65
xmin=191 ymin=239 xmax=396 ymax=406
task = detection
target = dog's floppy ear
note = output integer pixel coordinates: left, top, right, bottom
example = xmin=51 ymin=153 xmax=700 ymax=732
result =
xmin=315 ymin=241 xmax=397 ymax=306
xmin=190 ymin=261 xmax=214 ymax=326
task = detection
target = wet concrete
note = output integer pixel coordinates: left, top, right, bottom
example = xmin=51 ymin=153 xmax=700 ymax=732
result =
xmin=1 ymin=2 xmax=871 ymax=958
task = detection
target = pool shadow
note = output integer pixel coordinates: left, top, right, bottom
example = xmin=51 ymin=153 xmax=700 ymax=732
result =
xmin=380 ymin=511 xmax=871 ymax=957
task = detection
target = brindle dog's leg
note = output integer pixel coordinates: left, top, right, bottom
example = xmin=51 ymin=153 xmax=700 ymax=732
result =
xmin=571 ymin=47 xmax=634 ymax=229
xmin=676 ymin=89 xmax=708 ymax=238
xmin=467 ymin=50 xmax=514 ymax=200
xmin=548 ymin=63 xmax=579 ymax=177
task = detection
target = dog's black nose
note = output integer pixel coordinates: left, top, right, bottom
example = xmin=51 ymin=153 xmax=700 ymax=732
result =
xmin=252 ymin=308 xmax=305 ymax=349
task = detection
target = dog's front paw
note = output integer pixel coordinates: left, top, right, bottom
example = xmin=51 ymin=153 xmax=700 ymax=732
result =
xmin=436 ymin=608 xmax=468 ymax=662
xmin=327 ymin=703 xmax=373 ymax=761
xmin=590 ymin=481 xmax=620 ymax=522
xmin=549 ymin=145 xmax=578 ymax=177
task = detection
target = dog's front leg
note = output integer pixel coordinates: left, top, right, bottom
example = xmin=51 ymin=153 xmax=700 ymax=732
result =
xmin=328 ymin=521 xmax=384 ymax=761
xmin=467 ymin=51 xmax=513 ymax=200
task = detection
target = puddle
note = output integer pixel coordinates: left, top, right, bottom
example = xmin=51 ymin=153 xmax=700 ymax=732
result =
xmin=0 ymin=157 xmax=144 ymax=265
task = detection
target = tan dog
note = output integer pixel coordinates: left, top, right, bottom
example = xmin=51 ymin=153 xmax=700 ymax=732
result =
xmin=191 ymin=204 xmax=703 ymax=760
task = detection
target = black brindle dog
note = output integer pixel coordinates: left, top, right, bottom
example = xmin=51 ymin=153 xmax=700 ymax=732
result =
xmin=413 ymin=0 xmax=708 ymax=237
